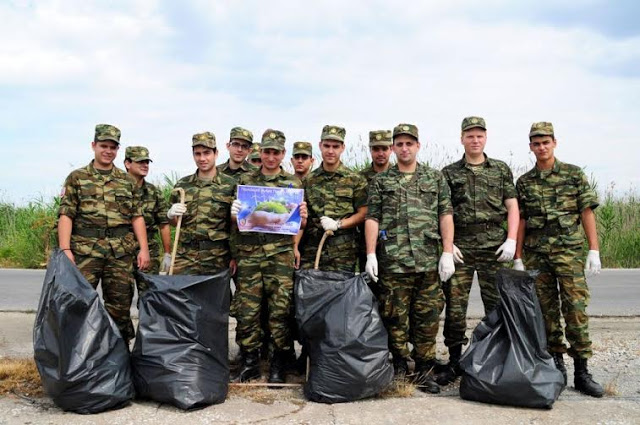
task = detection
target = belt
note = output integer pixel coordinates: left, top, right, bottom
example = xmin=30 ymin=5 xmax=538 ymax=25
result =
xmin=237 ymin=233 xmax=287 ymax=245
xmin=455 ymin=222 xmax=502 ymax=233
xmin=186 ymin=239 xmax=227 ymax=250
xmin=74 ymin=226 xmax=131 ymax=238
xmin=528 ymin=221 xmax=577 ymax=234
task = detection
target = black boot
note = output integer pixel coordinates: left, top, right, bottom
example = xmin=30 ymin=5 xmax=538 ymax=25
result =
xmin=436 ymin=345 xmax=462 ymax=385
xmin=268 ymin=350 xmax=287 ymax=385
xmin=230 ymin=350 xmax=261 ymax=383
xmin=574 ymin=358 xmax=604 ymax=398
xmin=393 ymin=355 xmax=409 ymax=377
xmin=552 ymin=352 xmax=567 ymax=385
xmin=413 ymin=360 xmax=441 ymax=394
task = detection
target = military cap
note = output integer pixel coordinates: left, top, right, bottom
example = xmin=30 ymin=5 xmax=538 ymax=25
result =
xmin=94 ymin=124 xmax=121 ymax=143
xmin=230 ymin=126 xmax=253 ymax=143
xmin=461 ymin=116 xmax=487 ymax=131
xmin=529 ymin=122 xmax=554 ymax=138
xmin=320 ymin=125 xmax=346 ymax=143
xmin=192 ymin=131 xmax=216 ymax=148
xmin=369 ymin=130 xmax=393 ymax=147
xmin=293 ymin=141 xmax=312 ymax=156
xmin=248 ymin=143 xmax=261 ymax=160
xmin=392 ymin=123 xmax=419 ymax=140
xmin=125 ymin=146 xmax=152 ymax=162
xmin=261 ymin=129 xmax=286 ymax=151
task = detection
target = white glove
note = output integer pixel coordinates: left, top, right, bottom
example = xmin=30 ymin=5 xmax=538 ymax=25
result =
xmin=513 ymin=259 xmax=525 ymax=271
xmin=161 ymin=253 xmax=172 ymax=272
xmin=231 ymin=199 xmax=243 ymax=216
xmin=365 ymin=253 xmax=378 ymax=283
xmin=495 ymin=238 xmax=517 ymax=262
xmin=452 ymin=245 xmax=464 ymax=264
xmin=585 ymin=250 xmax=601 ymax=276
xmin=167 ymin=203 xmax=186 ymax=219
xmin=320 ymin=216 xmax=339 ymax=232
xmin=438 ymin=252 xmax=455 ymax=282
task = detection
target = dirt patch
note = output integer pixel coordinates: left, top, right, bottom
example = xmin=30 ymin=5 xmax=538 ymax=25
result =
xmin=0 ymin=357 xmax=44 ymax=398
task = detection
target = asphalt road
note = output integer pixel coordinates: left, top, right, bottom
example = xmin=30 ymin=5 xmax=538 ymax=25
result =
xmin=0 ymin=268 xmax=638 ymax=316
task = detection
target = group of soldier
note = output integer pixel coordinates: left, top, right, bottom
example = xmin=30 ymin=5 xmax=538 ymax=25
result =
xmin=57 ymin=117 xmax=605 ymax=399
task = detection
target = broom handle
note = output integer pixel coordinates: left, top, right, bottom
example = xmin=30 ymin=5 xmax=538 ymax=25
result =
xmin=313 ymin=230 xmax=334 ymax=270
xmin=168 ymin=188 xmax=185 ymax=276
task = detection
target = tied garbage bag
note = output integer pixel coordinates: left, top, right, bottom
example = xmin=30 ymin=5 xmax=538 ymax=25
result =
xmin=459 ymin=269 xmax=565 ymax=409
xmin=295 ymin=270 xmax=393 ymax=403
xmin=131 ymin=269 xmax=231 ymax=410
xmin=33 ymin=249 xmax=134 ymax=414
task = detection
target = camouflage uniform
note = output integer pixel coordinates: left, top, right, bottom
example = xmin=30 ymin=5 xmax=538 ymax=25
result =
xmin=171 ymin=132 xmax=237 ymax=276
xmin=367 ymin=137 xmax=453 ymax=364
xmin=233 ymin=130 xmax=302 ymax=354
xmin=517 ymin=156 xmax=598 ymax=359
xmin=58 ymin=124 xmax=142 ymax=343
xmin=303 ymin=125 xmax=367 ymax=272
xmin=441 ymin=117 xmax=517 ymax=349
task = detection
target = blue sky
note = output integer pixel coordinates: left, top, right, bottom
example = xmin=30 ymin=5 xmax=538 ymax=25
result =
xmin=1 ymin=0 xmax=639 ymax=204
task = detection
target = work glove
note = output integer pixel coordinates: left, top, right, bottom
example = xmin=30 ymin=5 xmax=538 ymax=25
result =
xmin=513 ymin=259 xmax=525 ymax=271
xmin=438 ymin=252 xmax=455 ymax=282
xmin=320 ymin=216 xmax=340 ymax=232
xmin=452 ymin=245 xmax=464 ymax=264
xmin=231 ymin=199 xmax=243 ymax=216
xmin=161 ymin=253 xmax=172 ymax=272
xmin=167 ymin=203 xmax=186 ymax=219
xmin=365 ymin=253 xmax=378 ymax=283
xmin=585 ymin=250 xmax=601 ymax=276
xmin=495 ymin=238 xmax=517 ymax=262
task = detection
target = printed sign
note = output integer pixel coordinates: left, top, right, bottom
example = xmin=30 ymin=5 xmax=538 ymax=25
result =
xmin=236 ymin=185 xmax=304 ymax=235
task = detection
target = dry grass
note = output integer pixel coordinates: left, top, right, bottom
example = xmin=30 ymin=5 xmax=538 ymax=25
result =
xmin=603 ymin=372 xmax=621 ymax=397
xmin=0 ymin=357 xmax=44 ymax=397
xmin=378 ymin=376 xmax=416 ymax=398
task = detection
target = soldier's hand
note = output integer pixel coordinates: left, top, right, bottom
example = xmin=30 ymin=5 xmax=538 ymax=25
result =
xmin=495 ymin=238 xmax=517 ymax=262
xmin=167 ymin=203 xmax=187 ymax=219
xmin=229 ymin=259 xmax=237 ymax=276
xmin=452 ymin=245 xmax=464 ymax=264
xmin=438 ymin=252 xmax=455 ymax=282
xmin=513 ymin=259 xmax=525 ymax=271
xmin=62 ymin=249 xmax=75 ymax=265
xmin=137 ymin=249 xmax=150 ymax=270
xmin=299 ymin=201 xmax=308 ymax=220
xmin=161 ymin=252 xmax=172 ymax=272
xmin=365 ymin=253 xmax=378 ymax=282
xmin=585 ymin=250 xmax=601 ymax=276
xmin=231 ymin=199 xmax=243 ymax=216
xmin=320 ymin=216 xmax=339 ymax=232
xmin=294 ymin=247 xmax=301 ymax=269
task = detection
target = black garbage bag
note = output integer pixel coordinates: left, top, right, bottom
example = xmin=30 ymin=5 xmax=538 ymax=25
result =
xmin=295 ymin=270 xmax=393 ymax=403
xmin=33 ymin=249 xmax=134 ymax=414
xmin=131 ymin=269 xmax=231 ymax=410
xmin=459 ymin=269 xmax=565 ymax=409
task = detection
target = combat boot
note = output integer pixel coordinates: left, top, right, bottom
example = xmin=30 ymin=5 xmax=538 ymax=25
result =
xmin=230 ymin=350 xmax=261 ymax=383
xmin=436 ymin=345 xmax=462 ymax=385
xmin=413 ymin=360 xmax=441 ymax=394
xmin=268 ymin=350 xmax=287 ymax=385
xmin=574 ymin=358 xmax=604 ymax=398
xmin=552 ymin=352 xmax=567 ymax=385
xmin=392 ymin=356 xmax=409 ymax=377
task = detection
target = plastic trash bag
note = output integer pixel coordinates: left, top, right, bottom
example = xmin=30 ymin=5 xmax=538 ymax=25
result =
xmin=459 ymin=269 xmax=565 ymax=409
xmin=33 ymin=249 xmax=134 ymax=414
xmin=131 ymin=269 xmax=231 ymax=410
xmin=295 ymin=270 xmax=393 ymax=403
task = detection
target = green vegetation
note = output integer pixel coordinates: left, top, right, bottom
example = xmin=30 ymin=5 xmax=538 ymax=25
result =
xmin=254 ymin=201 xmax=288 ymax=214
xmin=594 ymin=188 xmax=640 ymax=268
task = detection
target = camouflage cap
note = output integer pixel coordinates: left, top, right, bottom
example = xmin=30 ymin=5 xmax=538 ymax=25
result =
xmin=248 ymin=143 xmax=261 ymax=160
xmin=261 ymin=129 xmax=286 ymax=151
xmin=230 ymin=126 xmax=253 ymax=143
xmin=125 ymin=146 xmax=152 ymax=162
xmin=529 ymin=122 xmax=554 ymax=138
xmin=461 ymin=116 xmax=487 ymax=131
xmin=369 ymin=130 xmax=392 ymax=147
xmin=292 ymin=141 xmax=312 ymax=156
xmin=392 ymin=123 xmax=419 ymax=140
xmin=95 ymin=124 xmax=121 ymax=143
xmin=320 ymin=125 xmax=346 ymax=143
xmin=192 ymin=131 xmax=216 ymax=149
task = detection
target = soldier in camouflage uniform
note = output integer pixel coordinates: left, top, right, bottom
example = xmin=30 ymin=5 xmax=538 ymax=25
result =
xmin=123 ymin=146 xmax=171 ymax=295
xmin=299 ymin=125 xmax=367 ymax=273
xmin=365 ymin=123 xmax=455 ymax=394
xmin=439 ymin=117 xmax=519 ymax=383
xmin=290 ymin=141 xmax=314 ymax=180
xmin=167 ymin=132 xmax=237 ymax=276
xmin=58 ymin=124 xmax=151 ymax=344
xmin=514 ymin=122 xmax=603 ymax=397
xmin=217 ymin=127 xmax=258 ymax=178
xmin=230 ymin=129 xmax=307 ymax=384
xmin=247 ymin=143 xmax=262 ymax=167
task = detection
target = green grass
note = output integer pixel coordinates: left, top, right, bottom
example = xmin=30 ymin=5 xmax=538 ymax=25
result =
xmin=595 ymin=188 xmax=640 ymax=268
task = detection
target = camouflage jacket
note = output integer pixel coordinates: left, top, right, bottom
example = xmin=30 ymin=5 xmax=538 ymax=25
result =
xmin=367 ymin=163 xmax=453 ymax=273
xmin=237 ymin=167 xmax=302 ymax=255
xmin=361 ymin=164 xmax=381 ymax=185
xmin=58 ymin=161 xmax=143 ymax=259
xmin=140 ymin=180 xmax=169 ymax=252
xmin=171 ymin=170 xmax=237 ymax=247
xmin=516 ymin=158 xmax=598 ymax=253
xmin=442 ymin=154 xmax=517 ymax=248
xmin=304 ymin=162 xmax=368 ymax=242
xmin=216 ymin=160 xmax=258 ymax=182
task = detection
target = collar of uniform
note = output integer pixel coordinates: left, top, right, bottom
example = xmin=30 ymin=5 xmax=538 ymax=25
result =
xmin=459 ymin=153 xmax=493 ymax=169
xmin=189 ymin=169 xmax=222 ymax=185
xmin=318 ymin=161 xmax=348 ymax=177
xmin=256 ymin=166 xmax=287 ymax=181
xmin=222 ymin=159 xmax=256 ymax=172
xmin=87 ymin=161 xmax=126 ymax=180
xmin=533 ymin=157 xmax=562 ymax=177
xmin=386 ymin=163 xmax=427 ymax=176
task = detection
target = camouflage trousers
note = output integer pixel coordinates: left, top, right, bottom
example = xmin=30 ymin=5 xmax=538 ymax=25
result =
xmin=443 ymin=246 xmax=501 ymax=348
xmin=172 ymin=243 xmax=230 ymax=276
xmin=302 ymin=234 xmax=357 ymax=273
xmin=525 ymin=247 xmax=592 ymax=359
xmin=75 ymin=253 xmax=135 ymax=343
xmin=233 ymin=248 xmax=295 ymax=353
xmin=380 ymin=270 xmax=444 ymax=362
